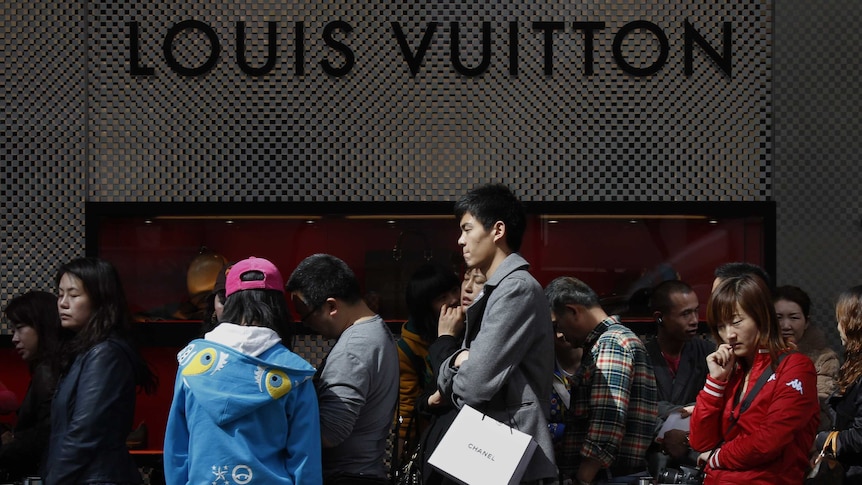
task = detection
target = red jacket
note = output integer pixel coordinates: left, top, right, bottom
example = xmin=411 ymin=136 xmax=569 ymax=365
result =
xmin=689 ymin=351 xmax=819 ymax=485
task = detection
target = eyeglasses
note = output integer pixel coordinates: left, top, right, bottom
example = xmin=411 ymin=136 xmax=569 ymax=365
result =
xmin=291 ymin=293 xmax=319 ymax=324
xmin=299 ymin=305 xmax=320 ymax=324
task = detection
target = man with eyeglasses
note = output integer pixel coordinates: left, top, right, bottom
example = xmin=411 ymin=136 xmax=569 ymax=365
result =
xmin=286 ymin=254 xmax=399 ymax=485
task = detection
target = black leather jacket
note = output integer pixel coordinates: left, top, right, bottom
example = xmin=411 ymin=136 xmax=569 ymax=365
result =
xmin=44 ymin=338 xmax=145 ymax=485
xmin=826 ymin=378 xmax=862 ymax=484
xmin=0 ymin=361 xmax=56 ymax=479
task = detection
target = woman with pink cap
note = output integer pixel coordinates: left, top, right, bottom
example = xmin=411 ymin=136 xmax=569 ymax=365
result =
xmin=164 ymin=256 xmax=322 ymax=485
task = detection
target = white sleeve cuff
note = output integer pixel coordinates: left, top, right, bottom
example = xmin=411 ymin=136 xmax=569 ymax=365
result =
xmin=709 ymin=447 xmax=722 ymax=469
xmin=703 ymin=377 xmax=727 ymax=398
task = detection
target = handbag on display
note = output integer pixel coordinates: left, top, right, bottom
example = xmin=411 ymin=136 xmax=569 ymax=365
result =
xmin=806 ymin=430 xmax=844 ymax=485
xmin=427 ymin=404 xmax=537 ymax=485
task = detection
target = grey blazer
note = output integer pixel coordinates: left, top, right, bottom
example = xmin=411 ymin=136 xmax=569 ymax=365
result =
xmin=438 ymin=253 xmax=557 ymax=482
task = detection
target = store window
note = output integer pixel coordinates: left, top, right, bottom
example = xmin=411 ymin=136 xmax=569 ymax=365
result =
xmin=88 ymin=202 xmax=772 ymax=328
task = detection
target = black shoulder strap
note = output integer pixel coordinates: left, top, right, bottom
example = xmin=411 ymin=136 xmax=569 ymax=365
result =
xmin=738 ymin=351 xmax=793 ymax=415
xmin=397 ymin=338 xmax=427 ymax=379
xmin=708 ymin=352 xmax=796 ymax=473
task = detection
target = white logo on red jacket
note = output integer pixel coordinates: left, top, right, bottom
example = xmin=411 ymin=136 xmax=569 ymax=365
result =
xmin=786 ymin=378 xmax=804 ymax=394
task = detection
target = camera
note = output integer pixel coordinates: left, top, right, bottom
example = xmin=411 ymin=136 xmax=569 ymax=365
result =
xmin=658 ymin=465 xmax=704 ymax=484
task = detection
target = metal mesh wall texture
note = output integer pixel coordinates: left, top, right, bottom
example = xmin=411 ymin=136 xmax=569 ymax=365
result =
xmin=2 ymin=1 xmax=87 ymax=322
xmin=2 ymin=1 xmax=772 ymax=325
xmin=89 ymin=1 xmax=771 ymax=202
xmin=773 ymin=0 xmax=862 ymax=351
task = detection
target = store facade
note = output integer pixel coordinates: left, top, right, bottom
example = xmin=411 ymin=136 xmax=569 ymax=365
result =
xmin=4 ymin=0 xmax=862 ymax=455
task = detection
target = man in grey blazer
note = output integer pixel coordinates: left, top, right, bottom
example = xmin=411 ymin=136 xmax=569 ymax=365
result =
xmin=435 ymin=183 xmax=558 ymax=484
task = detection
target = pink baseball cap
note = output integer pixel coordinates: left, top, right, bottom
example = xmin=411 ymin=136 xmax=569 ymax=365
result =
xmin=224 ymin=257 xmax=284 ymax=297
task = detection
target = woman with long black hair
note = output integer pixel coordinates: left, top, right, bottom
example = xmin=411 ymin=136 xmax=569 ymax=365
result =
xmin=44 ymin=257 xmax=156 ymax=485
xmin=0 ymin=290 xmax=72 ymax=480
xmin=396 ymin=261 xmax=460 ymax=454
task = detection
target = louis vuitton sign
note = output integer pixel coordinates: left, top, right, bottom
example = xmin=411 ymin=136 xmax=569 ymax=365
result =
xmin=127 ymin=19 xmax=732 ymax=79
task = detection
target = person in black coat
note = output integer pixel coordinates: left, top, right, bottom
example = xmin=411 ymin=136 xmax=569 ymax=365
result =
xmin=44 ymin=258 xmax=157 ymax=485
xmin=818 ymin=285 xmax=862 ymax=484
xmin=419 ymin=267 xmax=485 ymax=485
xmin=0 ymin=291 xmax=72 ymax=481
xmin=644 ymin=280 xmax=715 ymax=476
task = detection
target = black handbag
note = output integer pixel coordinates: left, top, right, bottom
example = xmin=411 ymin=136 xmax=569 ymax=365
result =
xmin=393 ymin=440 xmax=423 ymax=485
xmin=806 ymin=431 xmax=844 ymax=485
xmin=392 ymin=403 xmax=424 ymax=485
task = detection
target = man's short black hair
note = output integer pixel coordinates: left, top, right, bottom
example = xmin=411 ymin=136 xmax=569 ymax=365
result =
xmin=286 ymin=254 xmax=362 ymax=309
xmin=649 ymin=279 xmax=694 ymax=314
xmin=714 ymin=262 xmax=773 ymax=290
xmin=454 ymin=183 xmax=527 ymax=252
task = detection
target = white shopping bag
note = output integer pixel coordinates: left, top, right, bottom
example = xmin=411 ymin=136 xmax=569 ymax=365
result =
xmin=428 ymin=404 xmax=538 ymax=485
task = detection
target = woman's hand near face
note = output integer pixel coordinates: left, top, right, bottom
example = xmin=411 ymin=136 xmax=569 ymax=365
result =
xmin=438 ymin=304 xmax=465 ymax=337
xmin=706 ymin=343 xmax=736 ymax=381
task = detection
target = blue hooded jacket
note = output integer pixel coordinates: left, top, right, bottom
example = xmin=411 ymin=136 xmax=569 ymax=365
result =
xmin=164 ymin=325 xmax=321 ymax=485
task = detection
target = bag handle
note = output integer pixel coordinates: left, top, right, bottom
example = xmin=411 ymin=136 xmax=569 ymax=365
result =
xmin=811 ymin=430 xmax=840 ymax=471
xmin=825 ymin=430 xmax=840 ymax=456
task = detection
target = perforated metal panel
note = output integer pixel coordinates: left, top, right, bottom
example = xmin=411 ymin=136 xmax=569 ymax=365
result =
xmin=1 ymin=1 xmax=87 ymax=331
xmin=774 ymin=0 xmax=862 ymax=352
xmin=89 ymin=1 xmax=772 ymax=202
xmin=2 ymin=0 xmax=773 ymax=329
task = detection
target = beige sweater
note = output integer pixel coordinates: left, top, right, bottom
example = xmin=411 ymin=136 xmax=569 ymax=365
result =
xmin=796 ymin=325 xmax=840 ymax=431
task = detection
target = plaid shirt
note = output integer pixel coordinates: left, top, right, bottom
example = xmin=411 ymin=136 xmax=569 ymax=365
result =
xmin=568 ymin=316 xmax=657 ymax=476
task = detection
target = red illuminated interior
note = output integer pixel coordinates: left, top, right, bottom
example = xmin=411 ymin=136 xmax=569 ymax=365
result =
xmin=1 ymin=203 xmax=771 ymax=455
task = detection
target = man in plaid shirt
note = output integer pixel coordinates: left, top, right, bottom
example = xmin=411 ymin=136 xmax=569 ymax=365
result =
xmin=545 ymin=277 xmax=657 ymax=485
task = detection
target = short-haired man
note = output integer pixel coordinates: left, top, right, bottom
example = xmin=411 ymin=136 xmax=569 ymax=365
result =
xmin=644 ymin=280 xmax=715 ymax=476
xmin=712 ymin=262 xmax=772 ymax=292
xmin=286 ymin=254 xmax=399 ymax=485
xmin=544 ymin=276 xmax=657 ymax=485
xmin=434 ymin=183 xmax=557 ymax=484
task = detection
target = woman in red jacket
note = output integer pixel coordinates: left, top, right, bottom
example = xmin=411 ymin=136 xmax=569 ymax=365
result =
xmin=689 ymin=273 xmax=820 ymax=484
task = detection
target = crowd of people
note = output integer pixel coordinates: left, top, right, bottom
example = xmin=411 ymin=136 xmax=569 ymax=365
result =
xmin=1 ymin=183 xmax=861 ymax=485
xmin=1 ymin=257 xmax=157 ymax=484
